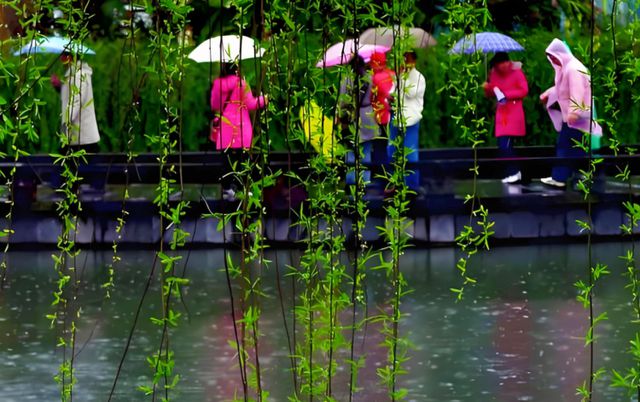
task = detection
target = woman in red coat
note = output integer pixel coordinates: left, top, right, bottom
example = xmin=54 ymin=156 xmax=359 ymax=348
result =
xmin=483 ymin=52 xmax=529 ymax=183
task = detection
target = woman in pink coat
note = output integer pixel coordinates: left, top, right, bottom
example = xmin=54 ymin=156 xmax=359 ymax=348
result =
xmin=210 ymin=63 xmax=267 ymax=151
xmin=483 ymin=52 xmax=529 ymax=184
xmin=539 ymin=38 xmax=602 ymax=188
xmin=210 ymin=64 xmax=267 ymax=200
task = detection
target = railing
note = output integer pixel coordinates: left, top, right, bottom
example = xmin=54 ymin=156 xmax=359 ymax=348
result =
xmin=5 ymin=146 xmax=640 ymax=186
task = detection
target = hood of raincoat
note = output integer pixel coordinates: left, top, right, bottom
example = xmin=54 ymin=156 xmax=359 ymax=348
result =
xmin=545 ymin=38 xmax=587 ymax=87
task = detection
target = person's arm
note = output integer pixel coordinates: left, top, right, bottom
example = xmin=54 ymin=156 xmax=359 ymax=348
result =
xmin=482 ymin=69 xmax=496 ymax=98
xmin=242 ymin=80 xmax=266 ymax=110
xmin=501 ymin=69 xmax=529 ymax=100
xmin=483 ymin=82 xmax=495 ymax=98
xmin=51 ymin=74 xmax=61 ymax=91
xmin=405 ymin=71 xmax=426 ymax=101
xmin=539 ymin=86 xmax=554 ymax=104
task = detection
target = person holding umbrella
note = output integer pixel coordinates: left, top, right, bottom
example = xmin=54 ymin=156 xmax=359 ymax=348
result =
xmin=482 ymin=52 xmax=529 ymax=184
xmin=338 ymin=54 xmax=377 ymax=186
xmin=388 ymin=51 xmax=426 ymax=192
xmin=210 ymin=62 xmax=267 ymax=200
xmin=210 ymin=62 xmax=267 ymax=151
xmin=316 ymin=40 xmax=389 ymax=186
xmin=359 ymin=27 xmax=435 ymax=194
xmin=50 ymin=51 xmax=100 ymax=153
xmin=16 ymin=37 xmax=99 ymax=153
xmin=539 ymin=38 xmax=602 ymax=188
xmin=189 ymin=35 xmax=267 ymax=201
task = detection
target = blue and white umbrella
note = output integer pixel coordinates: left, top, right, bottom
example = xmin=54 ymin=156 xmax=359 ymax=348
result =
xmin=13 ymin=36 xmax=96 ymax=56
xmin=450 ymin=32 xmax=524 ymax=55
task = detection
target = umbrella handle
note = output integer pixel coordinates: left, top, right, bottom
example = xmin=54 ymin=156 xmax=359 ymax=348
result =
xmin=484 ymin=53 xmax=488 ymax=82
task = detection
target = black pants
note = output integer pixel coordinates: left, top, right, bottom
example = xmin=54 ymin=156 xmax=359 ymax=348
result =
xmin=51 ymin=143 xmax=101 ymax=190
xmin=497 ymin=136 xmax=519 ymax=177
xmin=61 ymin=142 xmax=100 ymax=155
xmin=220 ymin=149 xmax=250 ymax=191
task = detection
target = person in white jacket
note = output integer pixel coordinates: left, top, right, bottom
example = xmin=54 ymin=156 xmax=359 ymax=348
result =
xmin=388 ymin=51 xmax=426 ymax=192
xmin=54 ymin=53 xmax=100 ymax=153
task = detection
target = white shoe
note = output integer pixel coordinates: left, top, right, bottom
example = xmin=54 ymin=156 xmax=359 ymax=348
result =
xmin=501 ymin=171 xmax=521 ymax=184
xmin=540 ymin=177 xmax=566 ymax=188
xmin=222 ymin=189 xmax=236 ymax=201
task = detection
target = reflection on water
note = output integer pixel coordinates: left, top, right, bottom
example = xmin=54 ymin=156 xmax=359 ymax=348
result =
xmin=0 ymin=244 xmax=636 ymax=401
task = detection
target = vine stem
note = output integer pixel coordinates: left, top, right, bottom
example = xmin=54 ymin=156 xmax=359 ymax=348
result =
xmin=587 ymin=1 xmax=595 ymax=400
xmin=265 ymin=4 xmax=299 ymax=394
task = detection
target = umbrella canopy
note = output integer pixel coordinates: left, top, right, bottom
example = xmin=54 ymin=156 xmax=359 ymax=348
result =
xmin=315 ymin=39 xmax=356 ymax=67
xmin=450 ymin=32 xmax=524 ymax=54
xmin=13 ymin=36 xmax=96 ymax=56
xmin=359 ymin=26 xmax=437 ymax=49
xmin=315 ymin=40 xmax=390 ymax=68
xmin=188 ymin=35 xmax=264 ymax=63
xmin=357 ymin=44 xmax=391 ymax=63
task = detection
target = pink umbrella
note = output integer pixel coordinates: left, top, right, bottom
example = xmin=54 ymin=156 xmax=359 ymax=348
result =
xmin=315 ymin=39 xmax=389 ymax=68
xmin=315 ymin=39 xmax=356 ymax=68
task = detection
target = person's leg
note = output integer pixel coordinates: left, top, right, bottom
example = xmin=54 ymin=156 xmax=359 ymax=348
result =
xmin=497 ymin=136 xmax=519 ymax=178
xmin=387 ymin=123 xmax=398 ymax=163
xmin=552 ymin=124 xmax=585 ymax=182
xmin=385 ymin=123 xmax=399 ymax=191
xmin=404 ymin=123 xmax=420 ymax=191
xmin=361 ymin=140 xmax=372 ymax=184
xmin=346 ymin=147 xmax=356 ymax=186
xmin=346 ymin=141 xmax=371 ymax=186
xmin=81 ymin=143 xmax=100 ymax=154
xmin=74 ymin=143 xmax=102 ymax=189
xmin=221 ymin=149 xmax=235 ymax=191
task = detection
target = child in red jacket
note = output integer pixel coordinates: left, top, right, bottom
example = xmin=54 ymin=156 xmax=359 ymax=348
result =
xmin=369 ymin=52 xmax=395 ymax=132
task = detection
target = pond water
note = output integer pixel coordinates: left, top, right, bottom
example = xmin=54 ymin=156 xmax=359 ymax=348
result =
xmin=0 ymin=243 xmax=637 ymax=401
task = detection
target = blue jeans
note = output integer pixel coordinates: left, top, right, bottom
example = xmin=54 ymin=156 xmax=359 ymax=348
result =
xmin=387 ymin=122 xmax=419 ymax=190
xmin=552 ymin=123 xmax=586 ymax=182
xmin=497 ymin=136 xmax=519 ymax=177
xmin=346 ymin=140 xmax=372 ymax=185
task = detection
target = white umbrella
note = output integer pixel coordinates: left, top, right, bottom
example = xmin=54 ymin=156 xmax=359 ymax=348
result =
xmin=13 ymin=36 xmax=96 ymax=56
xmin=359 ymin=26 xmax=437 ymax=49
xmin=188 ymin=35 xmax=264 ymax=63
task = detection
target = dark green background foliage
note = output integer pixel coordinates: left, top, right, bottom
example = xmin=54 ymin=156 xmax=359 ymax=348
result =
xmin=1 ymin=1 xmax=639 ymax=154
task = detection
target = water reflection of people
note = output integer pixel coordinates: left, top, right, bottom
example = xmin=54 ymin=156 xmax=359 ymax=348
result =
xmin=491 ymin=298 xmax=534 ymax=401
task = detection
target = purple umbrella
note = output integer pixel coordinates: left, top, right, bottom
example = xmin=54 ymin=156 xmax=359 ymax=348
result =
xmin=450 ymin=32 xmax=524 ymax=55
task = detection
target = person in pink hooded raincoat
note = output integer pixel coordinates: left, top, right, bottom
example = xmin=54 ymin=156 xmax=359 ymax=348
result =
xmin=483 ymin=52 xmax=529 ymax=184
xmin=210 ymin=63 xmax=267 ymax=200
xmin=539 ymin=38 xmax=602 ymax=188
